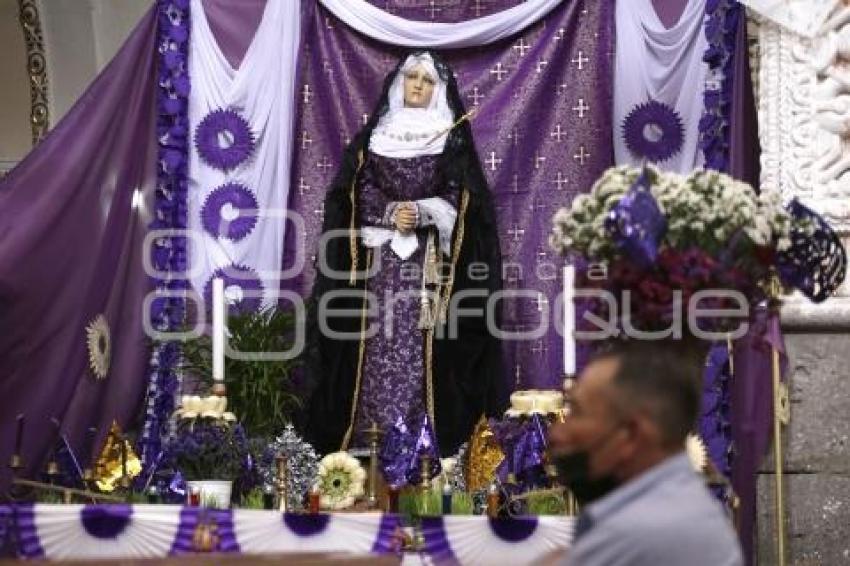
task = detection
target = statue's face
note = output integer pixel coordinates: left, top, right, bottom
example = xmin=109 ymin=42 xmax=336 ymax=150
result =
xmin=403 ymin=64 xmax=436 ymax=108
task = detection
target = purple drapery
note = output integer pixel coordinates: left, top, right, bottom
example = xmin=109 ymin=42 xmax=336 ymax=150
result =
xmin=286 ymin=0 xmax=615 ymax=390
xmin=727 ymin=7 xmax=769 ymax=565
xmin=0 ymin=0 xmax=266 ymax=494
xmin=0 ymin=8 xmax=159 ymax=492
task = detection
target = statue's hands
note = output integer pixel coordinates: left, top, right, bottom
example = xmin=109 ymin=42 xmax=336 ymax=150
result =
xmin=393 ymin=202 xmax=417 ymax=233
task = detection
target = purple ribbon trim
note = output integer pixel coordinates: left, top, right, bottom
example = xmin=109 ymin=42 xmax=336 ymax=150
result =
xmin=13 ymin=504 xmax=44 ymax=559
xmin=371 ymin=514 xmax=402 ymax=555
xmin=420 ymin=517 xmax=458 ymax=565
xmin=170 ymin=507 xmax=240 ymax=555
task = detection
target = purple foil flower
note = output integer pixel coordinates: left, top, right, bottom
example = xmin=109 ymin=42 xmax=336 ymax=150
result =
xmin=379 ymin=416 xmax=415 ymax=488
xmin=141 ymin=0 xmax=191 ymax=483
xmin=605 ymin=168 xmax=667 ymax=267
xmin=204 ymin=264 xmax=265 ymax=314
xmin=406 ymin=414 xmax=442 ymax=485
xmin=194 ymin=109 xmax=255 ymax=171
xmin=776 ymin=199 xmax=847 ymax=302
xmin=622 ymin=100 xmax=685 ymax=163
xmin=200 ymin=183 xmax=259 ymax=241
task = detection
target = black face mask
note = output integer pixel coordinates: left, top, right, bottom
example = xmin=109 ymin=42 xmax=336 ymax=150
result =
xmin=553 ymin=450 xmax=620 ymax=506
xmin=553 ymin=426 xmax=622 ymax=505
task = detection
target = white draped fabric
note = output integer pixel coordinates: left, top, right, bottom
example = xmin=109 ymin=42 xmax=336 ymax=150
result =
xmin=613 ymin=0 xmax=709 ymax=173
xmin=317 ymin=0 xmax=564 ymax=47
xmin=187 ymin=0 xmax=300 ymax=308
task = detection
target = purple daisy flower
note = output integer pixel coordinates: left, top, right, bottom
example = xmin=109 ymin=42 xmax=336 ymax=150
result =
xmin=204 ymin=264 xmax=264 ymax=314
xmin=194 ymin=109 xmax=255 ymax=171
xmin=200 ymin=183 xmax=259 ymax=242
xmin=622 ymin=100 xmax=685 ymax=163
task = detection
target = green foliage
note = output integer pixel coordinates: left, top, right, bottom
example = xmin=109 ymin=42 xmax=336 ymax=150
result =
xmin=240 ymin=488 xmax=266 ymax=509
xmin=525 ymin=489 xmax=568 ymax=516
xmin=451 ymin=491 xmax=474 ymax=515
xmin=180 ymin=307 xmax=302 ymax=437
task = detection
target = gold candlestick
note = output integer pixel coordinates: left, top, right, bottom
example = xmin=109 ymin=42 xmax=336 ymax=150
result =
xmin=275 ymin=455 xmax=288 ymax=513
xmin=768 ymin=274 xmax=787 ymax=566
xmin=365 ymin=422 xmax=382 ymax=509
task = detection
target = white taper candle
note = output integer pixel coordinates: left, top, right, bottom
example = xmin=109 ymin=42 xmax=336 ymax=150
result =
xmin=212 ymin=277 xmax=225 ymax=383
xmin=563 ymin=264 xmax=576 ymax=376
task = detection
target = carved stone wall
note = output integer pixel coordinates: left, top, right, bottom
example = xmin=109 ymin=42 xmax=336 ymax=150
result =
xmin=752 ymin=2 xmax=850 ymax=563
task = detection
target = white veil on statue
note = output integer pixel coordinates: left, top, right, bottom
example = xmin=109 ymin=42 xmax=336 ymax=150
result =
xmin=369 ymin=52 xmax=454 ymax=158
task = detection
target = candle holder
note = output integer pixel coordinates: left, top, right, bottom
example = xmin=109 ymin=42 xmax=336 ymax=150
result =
xmin=364 ymin=422 xmax=383 ymax=509
xmin=419 ymin=454 xmax=431 ymax=488
xmin=275 ymin=454 xmax=288 ymax=513
xmin=211 ymin=382 xmax=226 ymax=397
xmin=9 ymin=453 xmax=24 ymax=473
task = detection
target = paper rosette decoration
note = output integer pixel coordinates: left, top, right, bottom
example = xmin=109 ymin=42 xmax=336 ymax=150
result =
xmin=200 ymin=182 xmax=259 ymax=242
xmin=621 ymin=100 xmax=684 ymax=163
xmin=232 ymin=511 xmax=401 ymax=555
xmin=421 ymin=515 xmax=574 ymax=565
xmin=194 ymin=108 xmax=255 ymax=171
xmin=316 ymin=452 xmax=366 ymax=510
xmin=85 ymin=314 xmax=111 ymax=380
xmin=203 ymin=264 xmax=264 ymax=314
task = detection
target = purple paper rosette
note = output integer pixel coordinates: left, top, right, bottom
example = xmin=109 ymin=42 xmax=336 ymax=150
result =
xmin=204 ymin=264 xmax=265 ymax=314
xmin=622 ymin=100 xmax=685 ymax=163
xmin=194 ymin=108 xmax=255 ymax=171
xmin=200 ymin=182 xmax=259 ymax=241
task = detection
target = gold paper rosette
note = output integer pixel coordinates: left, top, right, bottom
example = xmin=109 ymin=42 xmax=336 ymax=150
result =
xmin=316 ymin=452 xmax=366 ymax=510
xmin=465 ymin=416 xmax=504 ymax=492
xmin=85 ymin=314 xmax=111 ymax=380
xmin=95 ymin=421 xmax=141 ymax=491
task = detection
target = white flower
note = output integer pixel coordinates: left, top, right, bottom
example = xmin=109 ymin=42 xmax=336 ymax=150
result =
xmin=316 ymin=451 xmax=366 ymax=510
xmin=174 ymin=395 xmax=236 ymax=422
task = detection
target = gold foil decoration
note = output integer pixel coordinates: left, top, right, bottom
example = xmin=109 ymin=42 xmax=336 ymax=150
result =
xmin=94 ymin=421 xmax=141 ymax=492
xmin=465 ymin=416 xmax=504 ymax=492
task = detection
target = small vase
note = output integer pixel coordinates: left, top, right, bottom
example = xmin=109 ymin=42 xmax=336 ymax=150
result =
xmin=187 ymin=480 xmax=233 ymax=509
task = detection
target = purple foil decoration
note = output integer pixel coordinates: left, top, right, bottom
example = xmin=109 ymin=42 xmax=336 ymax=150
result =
xmin=622 ymin=100 xmax=685 ymax=163
xmin=605 ymin=168 xmax=667 ymax=267
xmin=700 ymin=0 xmax=738 ymax=171
xmin=200 ymin=182 xmax=259 ymax=241
xmin=379 ymin=416 xmax=415 ymax=488
xmin=81 ymin=505 xmax=133 ymax=539
xmin=406 ymin=414 xmax=442 ymax=485
xmin=700 ymin=342 xmax=733 ymax=497
xmin=204 ymin=264 xmax=264 ymax=314
xmin=194 ymin=109 xmax=255 ymax=171
xmin=140 ymin=0 xmax=191 ymax=483
xmin=490 ymin=418 xmax=546 ymax=486
xmin=776 ymin=199 xmax=847 ymax=303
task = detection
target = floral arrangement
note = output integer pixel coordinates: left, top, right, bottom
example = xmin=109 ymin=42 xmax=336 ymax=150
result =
xmin=316 ymin=452 xmax=366 ymax=510
xmin=550 ymin=165 xmax=811 ymax=332
xmin=162 ymin=395 xmax=250 ymax=481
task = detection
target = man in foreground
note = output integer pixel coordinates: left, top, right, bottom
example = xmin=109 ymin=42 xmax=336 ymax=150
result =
xmin=549 ymin=341 xmax=743 ymax=566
